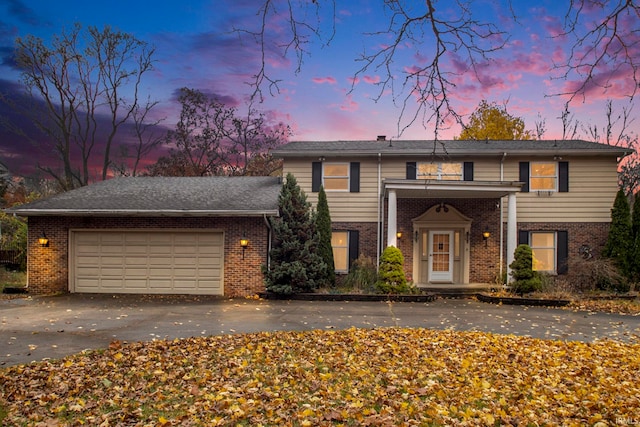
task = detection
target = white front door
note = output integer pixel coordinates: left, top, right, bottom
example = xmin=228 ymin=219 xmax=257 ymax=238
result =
xmin=428 ymin=230 xmax=454 ymax=282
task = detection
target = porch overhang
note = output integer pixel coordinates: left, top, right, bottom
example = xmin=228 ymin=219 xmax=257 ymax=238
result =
xmin=383 ymin=179 xmax=524 ymax=198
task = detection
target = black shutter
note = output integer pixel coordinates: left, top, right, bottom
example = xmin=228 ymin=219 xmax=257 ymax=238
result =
xmin=519 ymin=162 xmax=530 ymax=193
xmin=312 ymin=162 xmax=322 ymax=192
xmin=557 ymin=231 xmax=568 ymax=274
xmin=348 ymin=230 xmax=359 ymax=269
xmin=463 ymin=162 xmax=474 ymax=181
xmin=406 ymin=162 xmax=417 ymax=180
xmin=518 ymin=230 xmax=529 ymax=245
xmin=559 ymin=162 xmax=569 ymax=192
xmin=350 ymin=162 xmax=360 ymax=192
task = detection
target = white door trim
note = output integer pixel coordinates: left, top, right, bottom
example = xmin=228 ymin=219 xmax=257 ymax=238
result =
xmin=428 ymin=230 xmax=454 ymax=282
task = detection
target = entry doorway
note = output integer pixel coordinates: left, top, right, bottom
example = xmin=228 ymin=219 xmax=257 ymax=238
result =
xmin=428 ymin=231 xmax=454 ymax=282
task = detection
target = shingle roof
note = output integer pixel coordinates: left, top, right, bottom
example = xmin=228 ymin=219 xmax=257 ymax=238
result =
xmin=273 ymin=139 xmax=633 ymax=157
xmin=7 ymin=176 xmax=282 ymax=217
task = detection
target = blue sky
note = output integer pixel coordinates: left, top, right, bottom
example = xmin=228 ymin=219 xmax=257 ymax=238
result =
xmin=0 ymin=0 xmax=638 ymax=175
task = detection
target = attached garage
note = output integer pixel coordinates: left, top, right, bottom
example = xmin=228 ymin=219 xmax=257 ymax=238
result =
xmin=8 ymin=176 xmax=282 ymax=296
xmin=71 ymin=230 xmax=224 ymax=295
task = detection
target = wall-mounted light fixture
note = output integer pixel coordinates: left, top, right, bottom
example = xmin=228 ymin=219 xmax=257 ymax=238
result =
xmin=396 ymin=231 xmax=403 ymax=239
xmin=482 ymin=229 xmax=491 ymax=247
xmin=240 ymin=236 xmax=249 ymax=259
xmin=414 ymin=230 xmax=419 ymax=242
xmin=38 ymin=231 xmax=49 ymax=247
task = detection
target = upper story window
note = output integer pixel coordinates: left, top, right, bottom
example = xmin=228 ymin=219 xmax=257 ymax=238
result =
xmin=312 ymin=162 xmax=360 ymax=193
xmin=417 ymin=162 xmax=462 ymax=181
xmin=323 ymin=163 xmax=349 ymax=191
xmin=530 ymin=162 xmax=557 ymax=191
xmin=520 ymin=161 xmax=568 ymax=193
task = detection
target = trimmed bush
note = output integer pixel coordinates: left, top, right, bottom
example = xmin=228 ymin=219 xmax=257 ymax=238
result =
xmin=509 ymin=244 xmax=543 ymax=294
xmin=376 ymin=246 xmax=410 ymax=294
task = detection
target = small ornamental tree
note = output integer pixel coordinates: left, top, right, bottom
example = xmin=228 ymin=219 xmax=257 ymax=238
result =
xmin=376 ymin=246 xmax=409 ymax=294
xmin=316 ymin=186 xmax=335 ymax=286
xmin=603 ymin=189 xmax=633 ymax=279
xmin=509 ymin=244 xmax=542 ymax=294
xmin=263 ymin=173 xmax=328 ymax=295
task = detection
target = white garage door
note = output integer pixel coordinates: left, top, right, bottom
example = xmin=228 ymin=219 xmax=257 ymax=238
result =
xmin=72 ymin=231 xmax=224 ymax=295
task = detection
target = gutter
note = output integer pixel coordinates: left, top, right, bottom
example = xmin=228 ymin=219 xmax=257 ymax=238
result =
xmin=264 ymin=213 xmax=273 ymax=270
xmin=6 ymin=209 xmax=281 ymax=217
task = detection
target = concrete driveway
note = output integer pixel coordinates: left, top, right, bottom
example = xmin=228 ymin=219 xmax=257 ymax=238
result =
xmin=2 ymin=294 xmax=640 ymax=366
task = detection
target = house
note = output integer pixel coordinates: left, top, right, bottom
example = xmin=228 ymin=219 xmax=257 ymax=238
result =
xmin=273 ymin=139 xmax=632 ymax=288
xmin=6 ymin=176 xmax=281 ymax=296
xmin=6 ymin=139 xmax=631 ymax=296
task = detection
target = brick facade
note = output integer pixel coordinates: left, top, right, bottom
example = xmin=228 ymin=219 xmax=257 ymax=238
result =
xmin=27 ymin=216 xmax=270 ymax=297
xmin=515 ymin=222 xmax=610 ymax=267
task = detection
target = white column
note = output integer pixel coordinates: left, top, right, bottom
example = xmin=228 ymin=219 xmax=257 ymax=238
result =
xmin=506 ymin=192 xmax=517 ymax=282
xmin=387 ymin=189 xmax=397 ymax=247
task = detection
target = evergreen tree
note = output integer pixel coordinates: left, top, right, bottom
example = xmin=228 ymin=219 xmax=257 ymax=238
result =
xmin=509 ymin=244 xmax=542 ymax=294
xmin=316 ymin=186 xmax=335 ymax=286
xmin=376 ymin=246 xmax=409 ymax=294
xmin=263 ymin=173 xmax=328 ymax=294
xmin=603 ymin=189 xmax=633 ymax=278
xmin=630 ymin=196 xmax=640 ymax=281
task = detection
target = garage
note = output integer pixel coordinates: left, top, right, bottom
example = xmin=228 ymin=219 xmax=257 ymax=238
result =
xmin=9 ymin=176 xmax=281 ymax=296
xmin=71 ymin=230 xmax=224 ymax=295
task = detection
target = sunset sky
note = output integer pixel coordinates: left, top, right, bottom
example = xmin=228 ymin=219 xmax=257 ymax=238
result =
xmin=0 ymin=0 xmax=638 ymax=176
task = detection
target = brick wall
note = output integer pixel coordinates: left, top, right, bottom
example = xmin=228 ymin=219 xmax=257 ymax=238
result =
xmin=393 ymin=198 xmax=501 ymax=283
xmin=26 ymin=216 xmax=270 ymax=297
xmin=514 ymin=222 xmax=610 ymax=265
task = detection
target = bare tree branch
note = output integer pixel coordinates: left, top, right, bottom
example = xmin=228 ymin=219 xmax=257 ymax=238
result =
xmin=556 ymin=0 xmax=640 ymax=101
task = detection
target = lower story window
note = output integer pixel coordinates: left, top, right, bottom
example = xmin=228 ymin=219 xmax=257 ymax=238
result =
xmin=331 ymin=231 xmax=349 ymax=273
xmin=530 ymin=232 xmax=556 ymax=273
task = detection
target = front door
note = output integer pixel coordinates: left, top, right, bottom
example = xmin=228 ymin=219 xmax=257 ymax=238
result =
xmin=428 ymin=230 xmax=454 ymax=282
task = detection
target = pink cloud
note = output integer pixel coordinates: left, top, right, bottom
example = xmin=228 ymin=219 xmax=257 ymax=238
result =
xmin=338 ymin=94 xmax=359 ymax=112
xmin=363 ymin=75 xmax=380 ymax=84
xmin=312 ymin=76 xmax=337 ymax=84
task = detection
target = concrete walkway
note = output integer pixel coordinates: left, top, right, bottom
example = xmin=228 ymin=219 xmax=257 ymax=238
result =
xmin=2 ymin=294 xmax=640 ymax=366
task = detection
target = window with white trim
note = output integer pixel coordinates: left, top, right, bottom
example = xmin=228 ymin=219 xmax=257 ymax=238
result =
xmin=323 ymin=163 xmax=349 ymax=191
xmin=530 ymin=162 xmax=557 ymax=191
xmin=530 ymin=232 xmax=556 ymax=272
xmin=331 ymin=231 xmax=349 ymax=272
xmin=417 ymin=162 xmax=462 ymax=180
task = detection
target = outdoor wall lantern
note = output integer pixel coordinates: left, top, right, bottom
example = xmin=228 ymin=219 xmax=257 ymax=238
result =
xmin=38 ymin=231 xmax=49 ymax=247
xmin=414 ymin=230 xmax=419 ymax=242
xmin=482 ymin=229 xmax=491 ymax=247
xmin=240 ymin=236 xmax=249 ymax=259
xmin=396 ymin=231 xmax=403 ymax=239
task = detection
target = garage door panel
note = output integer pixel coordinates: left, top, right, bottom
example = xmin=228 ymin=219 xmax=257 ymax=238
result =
xmin=73 ymin=231 xmax=223 ymax=295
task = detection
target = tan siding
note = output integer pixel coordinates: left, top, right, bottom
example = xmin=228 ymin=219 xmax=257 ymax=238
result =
xmin=503 ymin=157 xmax=619 ymax=222
xmin=283 ymin=158 xmax=380 ymax=222
xmin=284 ymin=155 xmax=620 ymax=224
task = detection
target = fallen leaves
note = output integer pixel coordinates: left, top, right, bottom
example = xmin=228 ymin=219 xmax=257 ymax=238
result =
xmin=1 ymin=327 xmax=639 ymax=426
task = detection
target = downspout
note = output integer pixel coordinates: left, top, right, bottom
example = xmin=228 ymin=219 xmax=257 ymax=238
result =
xmin=263 ymin=214 xmax=272 ymax=270
xmin=499 ymin=152 xmax=507 ymax=283
xmin=377 ymin=152 xmax=382 ymax=268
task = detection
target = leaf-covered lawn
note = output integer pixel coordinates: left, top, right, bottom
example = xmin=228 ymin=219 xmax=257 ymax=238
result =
xmin=1 ymin=328 xmax=639 ymax=426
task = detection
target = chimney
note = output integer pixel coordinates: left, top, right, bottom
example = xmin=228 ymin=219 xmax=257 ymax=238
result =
xmin=376 ymin=135 xmax=386 ymax=141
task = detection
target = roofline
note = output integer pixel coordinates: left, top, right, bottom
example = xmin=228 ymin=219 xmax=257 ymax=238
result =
xmin=6 ymin=209 xmax=280 ymax=217
xmin=274 ymin=148 xmax=634 ymax=158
